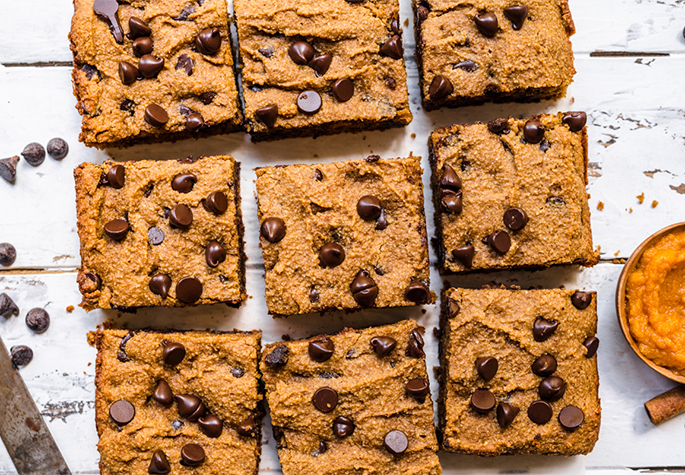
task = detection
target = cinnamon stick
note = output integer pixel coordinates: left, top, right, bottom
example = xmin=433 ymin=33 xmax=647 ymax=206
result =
xmin=644 ymin=385 xmax=685 ymax=425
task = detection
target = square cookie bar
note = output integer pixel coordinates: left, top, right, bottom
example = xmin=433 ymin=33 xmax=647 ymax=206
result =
xmin=439 ymin=287 xmax=601 ymax=455
xmin=255 ymin=156 xmax=432 ymax=316
xmin=75 ymin=155 xmax=245 ymax=310
xmin=261 ymin=319 xmax=442 ymax=474
xmin=413 ymin=0 xmax=575 ymax=110
xmin=94 ymin=329 xmax=262 ymax=475
xmin=234 ymin=0 xmax=412 ymax=140
xmin=69 ymin=0 xmax=242 ymax=148
xmin=429 ymin=113 xmax=598 ymax=273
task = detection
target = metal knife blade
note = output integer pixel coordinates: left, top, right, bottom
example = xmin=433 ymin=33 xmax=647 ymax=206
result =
xmin=0 ymin=336 xmax=71 ymax=475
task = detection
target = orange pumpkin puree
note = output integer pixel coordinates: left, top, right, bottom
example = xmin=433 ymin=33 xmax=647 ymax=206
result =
xmin=627 ymin=231 xmax=685 ymax=375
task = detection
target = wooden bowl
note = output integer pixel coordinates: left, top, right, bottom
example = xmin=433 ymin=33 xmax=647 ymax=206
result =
xmin=616 ymin=221 xmax=685 ymax=385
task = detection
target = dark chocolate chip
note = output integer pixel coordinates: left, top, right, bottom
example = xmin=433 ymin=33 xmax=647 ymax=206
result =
xmin=231 ymin=367 xmax=245 ymax=378
xmin=571 ymin=291 xmax=593 ymax=310
xmin=152 ymin=380 xmax=173 ymax=406
xmin=533 ymin=317 xmax=559 ymax=342
xmin=441 ymin=190 xmax=462 ymax=214
xmin=559 ymin=405 xmax=584 ymax=430
xmin=319 ymin=243 xmax=345 ymax=268
xmin=176 ymin=54 xmax=194 ymax=75
xmin=132 ymin=36 xmax=153 ymax=57
xmin=93 ymin=0 xmax=124 ymax=43
xmin=385 ymin=77 xmax=397 ymax=89
xmin=148 ymin=226 xmax=165 ymax=245
xmin=104 ymin=218 xmax=129 ymax=241
xmin=46 ymin=138 xmax=69 ymax=160
xmin=487 ymin=230 xmax=510 ymax=254
xmin=391 ymin=16 xmax=402 ymax=35
xmin=333 ymin=416 xmax=354 ymax=438
xmin=172 ymin=419 xmax=184 ymax=430
xmin=81 ymin=63 xmax=100 ymax=80
xmin=205 ymin=241 xmax=226 ymax=268
xmin=175 ymin=277 xmax=202 ymax=304
xmin=309 ymin=287 xmax=320 ymax=303
xmin=149 ymin=274 xmax=171 ymax=299
xmin=181 ymin=444 xmax=205 ymax=467
xmin=407 ymin=328 xmax=425 ymax=358
xmin=528 ymin=400 xmax=553 ymax=424
xmin=162 ymin=341 xmax=186 ymax=365
xmin=169 ymin=204 xmax=193 ymax=228
xmin=539 ymin=140 xmax=551 ymax=152
xmin=260 ymin=217 xmax=286 ymax=243
xmin=539 ymin=375 xmax=566 ymax=402
xmin=237 ymin=414 xmax=258 ymax=437
xmin=454 ymin=59 xmax=478 ymax=72
xmin=309 ymin=53 xmax=332 ymax=76
xmin=173 ymin=4 xmax=195 ymax=20
xmin=106 ymin=165 xmax=125 ymax=188
xmin=563 ymin=111 xmax=587 ymax=132
xmin=380 ymin=35 xmax=403 ymax=59
xmin=289 ymin=41 xmax=315 ymax=65
xmin=0 ymin=156 xmax=19 ymax=183
xmin=144 ymin=104 xmax=169 ymax=127
xmin=350 ymin=270 xmax=378 ymax=307
xmin=0 ymin=293 xmax=19 ymax=318
xmin=309 ymin=337 xmax=334 ymax=362
xmin=405 ymin=280 xmax=431 ymax=304
xmin=488 ymin=118 xmax=509 ymax=134
xmin=312 ymin=387 xmax=338 ymax=413
xmin=171 ymin=173 xmax=197 ymax=193
xmin=148 ymin=450 xmax=170 ymax=474
xmin=546 ymin=196 xmax=566 ymax=208
xmin=503 ymin=208 xmax=528 ymax=231
xmin=532 ymin=354 xmax=557 ymax=377
xmin=128 ymin=16 xmax=151 ymax=39
xmin=583 ymin=336 xmax=600 ymax=358
xmin=375 ymin=209 xmax=388 ymax=230
xmin=503 ymin=5 xmax=528 ymax=30
xmin=204 ymin=191 xmax=228 ymax=214
xmin=109 ymin=399 xmax=135 ymax=425
xmin=314 ymin=169 xmax=323 ymax=181
xmin=199 ymin=92 xmax=216 ymax=104
xmin=357 ymin=195 xmax=382 ymax=221
xmin=447 ymin=299 xmax=460 ymax=317
xmin=265 ymin=344 xmax=289 ymax=367
xmin=21 ymin=143 xmax=45 ymax=166
xmin=332 ymin=78 xmax=354 ymax=102
xmin=475 ymin=356 xmax=498 ymax=380
xmin=440 ymin=164 xmax=461 ymax=190
xmin=198 ymin=414 xmax=223 ymax=438
xmin=471 ymin=389 xmax=496 ymax=413
xmin=25 ymin=308 xmax=49 ymax=334
xmin=316 ymin=441 xmax=328 ymax=455
xmin=139 ymin=54 xmax=164 ymax=78
xmin=120 ymin=99 xmax=135 ymax=113
xmin=429 ymin=75 xmax=453 ymax=100
xmin=10 ymin=345 xmax=33 ymax=368
xmin=497 ymin=402 xmax=520 ymax=428
xmin=258 ymin=47 xmax=273 ymax=57
xmin=256 ymin=105 xmax=278 ymax=128
xmin=0 ymin=243 xmax=17 ymax=266
xmin=406 ymin=377 xmax=430 ymax=399
xmin=195 ymin=28 xmax=221 ymax=55
xmin=175 ymin=394 xmax=206 ymax=421
xmin=370 ymin=336 xmax=396 ymax=357
xmin=118 ymin=61 xmax=139 ymax=85
xmin=85 ymin=271 xmax=102 ymax=290
xmin=474 ymin=12 xmax=498 ymax=37
xmin=297 ymin=90 xmax=322 ymax=114
xmin=452 ymin=245 xmax=474 ymax=268
xmin=523 ymin=119 xmax=545 ymax=143
xmin=384 ymin=430 xmax=408 ymax=455
xmin=186 ymin=112 xmax=204 ymax=131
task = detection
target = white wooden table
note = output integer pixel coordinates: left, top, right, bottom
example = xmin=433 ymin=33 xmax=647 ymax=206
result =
xmin=1 ymin=0 xmax=685 ymax=473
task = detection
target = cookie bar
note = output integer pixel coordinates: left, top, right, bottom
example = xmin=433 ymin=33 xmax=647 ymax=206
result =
xmin=94 ymin=329 xmax=262 ymax=475
xmin=255 ymin=156 xmax=433 ymax=316
xmin=413 ymin=0 xmax=575 ymax=110
xmin=261 ymin=319 xmax=442 ymax=474
xmin=234 ymin=0 xmax=412 ymax=141
xmin=75 ymin=155 xmax=245 ymax=310
xmin=429 ymin=113 xmax=598 ymax=273
xmin=69 ymin=0 xmax=242 ymax=148
xmin=438 ymin=287 xmax=601 ymax=455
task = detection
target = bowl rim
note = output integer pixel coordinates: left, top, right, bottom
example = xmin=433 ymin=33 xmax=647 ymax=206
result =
xmin=615 ymin=221 xmax=685 ymax=385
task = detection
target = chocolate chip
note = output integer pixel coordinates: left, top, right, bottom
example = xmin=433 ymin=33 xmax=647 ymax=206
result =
xmin=162 ymin=341 xmax=186 ymax=366
xmin=429 ymin=75 xmax=453 ymax=100
xmin=109 ymin=399 xmax=135 ymax=425
xmin=332 ymin=78 xmax=354 ymax=102
xmin=148 ymin=450 xmax=170 ymax=474
xmin=231 ymin=367 xmax=245 ymax=378
xmin=171 ymin=173 xmax=196 ymax=193
xmin=407 ymin=328 xmax=425 ymax=358
xmin=452 ymin=245 xmax=474 ymax=268
xmin=132 ymin=36 xmax=153 ymax=57
xmin=0 ymin=293 xmax=19 ymax=318
xmin=454 ymin=59 xmax=478 ymax=72
xmin=503 ymin=208 xmax=528 ymax=231
xmin=357 ymin=195 xmax=382 ymax=221
xmin=350 ymin=270 xmax=378 ymax=307
xmin=10 ymin=345 xmax=32 ymax=369
xmin=533 ymin=317 xmax=559 ymax=342
xmin=118 ymin=99 xmax=135 ymax=115
xmin=258 ymin=47 xmax=273 ymax=57
xmin=440 ymin=164 xmax=461 ymax=190
xmin=199 ymin=92 xmax=216 ymax=104
xmin=289 ymin=41 xmax=315 ymax=65
xmin=503 ymin=5 xmax=528 ymax=30
xmin=81 ymin=63 xmax=100 ymax=80
xmin=559 ymin=405 xmax=584 ymax=430
xmin=333 ymin=416 xmax=354 ymax=438
xmin=148 ymin=227 xmax=165 ymax=246
xmin=85 ymin=271 xmax=102 ymax=290
xmin=173 ymin=4 xmax=195 ymax=20
xmin=447 ymin=299 xmax=460 ymax=318
xmin=93 ymin=0 xmax=124 ymax=43
xmin=297 ymin=90 xmax=322 ymax=114
xmin=176 ymin=277 xmax=202 ymax=304
xmin=546 ymin=196 xmax=566 ymax=208
xmin=196 ymin=28 xmax=221 ymax=54
xmin=539 ymin=375 xmax=566 ymax=402
xmin=312 ymin=387 xmax=338 ymax=413
xmin=0 ymin=243 xmax=16 ymax=267
xmin=176 ymin=54 xmax=194 ymax=75
xmin=144 ymin=104 xmax=169 ymax=127
xmin=106 ymin=164 xmax=125 ymax=188
xmin=204 ymin=191 xmax=228 ymax=214
xmin=471 ymin=389 xmax=496 ymax=413
xmin=474 ymin=12 xmax=498 ymax=37
xmin=583 ymin=336 xmax=600 ymax=358
xmin=181 ymin=444 xmax=205 ymax=467
xmin=309 ymin=53 xmax=332 ymax=76
xmin=198 ymin=414 xmax=223 ymax=438
xmin=532 ymin=354 xmax=557 ymax=377
xmin=314 ymin=169 xmax=323 ymax=181
xmin=128 ymin=16 xmax=151 ymax=39
xmin=494 ymin=402 xmax=520 ymax=430
xmin=406 ymin=377 xmax=430 ymax=399
xmin=46 ymin=138 xmax=69 ymax=160
xmin=375 ymin=209 xmax=388 ymax=230
xmin=186 ymin=112 xmax=204 ymax=131
xmin=307 ymin=337 xmax=334 ymax=363
xmin=118 ymin=61 xmax=139 ymax=85
xmin=172 ymin=420 xmax=184 ymax=431
xmin=175 ymin=394 xmax=206 ymax=421
xmin=487 ymin=230 xmax=510 ymax=254
xmin=405 ymin=280 xmax=431 ymax=304
xmin=390 ymin=16 xmax=403 ymax=35
xmin=380 ymin=35 xmax=403 ymax=59
xmin=316 ymin=441 xmax=328 ymax=455
xmin=476 ymin=356 xmax=498 ymax=380
xmin=152 ymin=380 xmax=173 ymax=406
xmin=104 ymin=218 xmax=129 ymax=241
xmin=148 ymin=274 xmax=170 ymax=298
xmin=384 ymin=430 xmax=408 ymax=455
xmin=205 ymin=241 xmax=226 ymax=268
xmin=139 ymin=54 xmax=164 ymax=78
xmin=265 ymin=344 xmax=289 ymax=367
xmin=25 ymin=308 xmax=49 ymax=334
xmin=441 ymin=190 xmax=462 ymax=214
xmin=309 ymin=287 xmax=320 ymax=303
xmin=260 ymin=217 xmax=286 ymax=243
xmin=370 ymin=336 xmax=396 ymax=357
xmin=255 ymin=105 xmax=279 ymax=128
xmin=21 ymin=143 xmax=45 ymax=166
xmin=528 ymin=400 xmax=553 ymax=424
xmin=488 ymin=118 xmax=509 ymax=134
xmin=523 ymin=119 xmax=545 ymax=143
xmin=385 ymin=77 xmax=397 ymax=89
xmin=316 ymin=243 xmax=345 ymax=268
xmin=563 ymin=111 xmax=587 ymax=132
xmin=0 ymin=156 xmax=19 ymax=183
xmin=169 ymin=204 xmax=193 ymax=228
xmin=571 ymin=291 xmax=592 ymax=310
xmin=237 ymin=414 xmax=258 ymax=437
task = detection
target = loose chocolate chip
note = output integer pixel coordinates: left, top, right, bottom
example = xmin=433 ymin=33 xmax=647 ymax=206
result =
xmin=333 ymin=416 xmax=354 ymax=438
xmin=46 ymin=138 xmax=69 ymax=160
xmin=265 ymin=344 xmax=289 ymax=367
xmin=0 ymin=156 xmax=19 ymax=183
xmin=357 ymin=195 xmax=382 ymax=221
xmin=474 ymin=12 xmax=498 ymax=37
xmin=149 ymin=274 xmax=171 ymax=299
xmin=380 ymin=35 xmax=403 ymax=59
xmin=440 ymin=164 xmax=461 ymax=190
xmin=186 ymin=112 xmax=204 ymax=131
xmin=297 ymin=90 xmax=322 ymax=114
xmin=106 ymin=164 xmax=125 ymax=188
xmin=260 ymin=217 xmax=286 ymax=243
xmin=204 ymin=191 xmax=228 ymax=214
xmin=503 ymin=5 xmax=528 ymax=30
xmin=199 ymin=414 xmax=223 ymax=438
xmin=441 ymin=190 xmax=462 ymax=214
xmin=0 ymin=293 xmax=19 ymax=317
xmin=176 ymin=277 xmax=202 ymax=304
xmin=21 ymin=143 xmax=45 ymax=167
xmin=407 ymin=328 xmax=425 ymax=358
xmin=471 ymin=389 xmax=496 ymax=413
xmin=539 ymin=375 xmax=566 ymax=402
xmin=289 ymin=41 xmax=315 ymax=65
xmin=312 ymin=387 xmax=338 ymax=413
xmin=309 ymin=53 xmax=333 ymax=76
xmin=487 ymin=230 xmax=510 ymax=254
xmin=476 ymin=356 xmax=498 ymax=380
xmin=563 ymin=111 xmax=587 ymax=132
xmin=571 ymin=291 xmax=592 ymax=310
xmin=559 ymin=405 xmax=584 ymax=430
xmin=405 ymin=280 xmax=431 ymax=304
xmin=139 ymin=54 xmax=164 ymax=78
xmin=109 ymin=399 xmax=135 ymax=425
xmin=169 ymin=204 xmax=193 ymax=228
xmin=10 ymin=345 xmax=33 ymax=368
xmin=0 ymin=243 xmax=17 ymax=266
xmin=104 ymin=218 xmax=129 ymax=241
xmin=350 ymin=270 xmax=378 ymax=307
xmin=533 ymin=317 xmax=559 ymax=342
xmin=237 ymin=414 xmax=258 ymax=437
xmin=152 ymin=380 xmax=173 ymax=406
xmin=148 ymin=227 xmax=165 ymax=245
xmin=309 ymin=287 xmax=320 ymax=303
xmin=205 ymin=241 xmax=226 ymax=268
xmin=148 ymin=450 xmax=170 ymax=474
xmin=447 ymin=299 xmax=460 ymax=318
xmin=128 ymin=16 xmax=151 ymax=39
xmin=488 ymin=118 xmax=509 ymax=134
xmin=332 ymin=78 xmax=354 ymax=102
xmin=532 ymin=354 xmax=557 ymax=377
xmin=118 ymin=61 xmax=139 ymax=85
xmin=319 ymin=243 xmax=345 ymax=268
xmin=26 ymin=308 xmax=50 ymax=334
xmin=406 ymin=377 xmax=430 ymax=399
xmin=162 ymin=341 xmax=186 ymax=365
xmin=176 ymin=54 xmax=194 ymax=75
xmin=144 ymin=104 xmax=169 ymax=127
xmin=523 ymin=119 xmax=545 ymax=143
xmin=93 ymin=0 xmax=124 ymax=43
xmin=196 ymin=28 xmax=221 ymax=55
xmin=583 ymin=336 xmax=600 ymax=358
xmin=256 ymin=105 xmax=278 ymax=128
xmin=181 ymin=444 xmax=205 ymax=467
xmin=199 ymin=92 xmax=216 ymax=104
xmin=528 ymin=400 xmax=553 ymax=424
xmin=454 ymin=59 xmax=478 ymax=72
xmin=132 ymin=36 xmax=153 ymax=57
xmin=309 ymin=337 xmax=334 ymax=362
xmin=175 ymin=394 xmax=206 ymax=421
xmin=496 ymin=402 xmax=520 ymax=428
xmin=384 ymin=430 xmax=408 ymax=455
xmin=503 ymin=208 xmax=528 ymax=231
xmin=452 ymin=245 xmax=474 ymax=268
xmin=429 ymin=75 xmax=453 ymax=100
xmin=371 ymin=336 xmax=396 ymax=357
xmin=85 ymin=271 xmax=102 ymax=290
xmin=171 ymin=173 xmax=197 ymax=193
